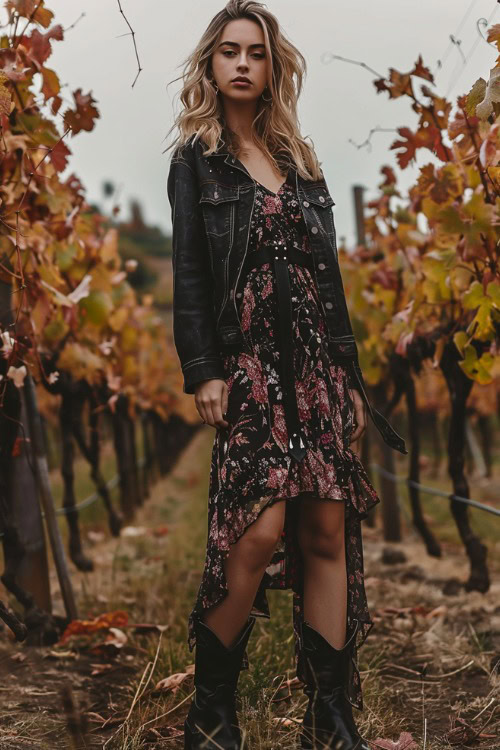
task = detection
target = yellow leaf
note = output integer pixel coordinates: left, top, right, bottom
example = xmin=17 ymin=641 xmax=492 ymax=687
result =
xmin=453 ymin=331 xmax=469 ymax=357
xmin=0 ymin=71 xmax=12 ymax=116
xmin=57 ymin=343 xmax=105 ymax=384
xmin=100 ymin=229 xmax=120 ymax=265
xmin=122 ymin=355 xmax=138 ymax=380
xmin=121 ymin=325 xmax=138 ymax=352
xmin=108 ymin=307 xmax=129 ymax=332
xmin=38 ymin=262 xmax=65 ymax=289
xmin=459 ymin=347 xmax=494 ymax=385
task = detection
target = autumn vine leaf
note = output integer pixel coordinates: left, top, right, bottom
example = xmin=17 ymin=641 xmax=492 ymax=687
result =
xmin=339 ymin=44 xmax=500 ymax=388
xmin=0 ymin=1 xmax=179 ymax=422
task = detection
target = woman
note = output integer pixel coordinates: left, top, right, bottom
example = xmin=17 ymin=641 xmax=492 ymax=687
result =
xmin=166 ymin=2 xmax=406 ymax=748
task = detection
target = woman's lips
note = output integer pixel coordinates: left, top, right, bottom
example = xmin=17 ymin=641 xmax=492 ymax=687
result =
xmin=232 ymin=80 xmax=251 ymax=86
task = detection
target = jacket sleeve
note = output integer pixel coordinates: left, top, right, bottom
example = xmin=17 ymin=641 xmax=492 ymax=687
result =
xmin=167 ymin=153 xmax=226 ymax=395
xmin=335 ymin=278 xmax=370 ymax=397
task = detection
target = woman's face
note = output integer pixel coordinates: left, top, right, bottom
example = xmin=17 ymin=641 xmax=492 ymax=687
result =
xmin=211 ymin=18 xmax=269 ymax=103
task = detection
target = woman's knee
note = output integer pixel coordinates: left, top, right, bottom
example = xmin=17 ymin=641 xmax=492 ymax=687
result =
xmin=299 ymin=518 xmax=345 ymax=562
xmin=235 ymin=501 xmax=285 ymax=568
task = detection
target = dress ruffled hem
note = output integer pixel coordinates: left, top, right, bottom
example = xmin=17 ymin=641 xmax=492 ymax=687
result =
xmin=187 ymin=450 xmax=380 ymax=711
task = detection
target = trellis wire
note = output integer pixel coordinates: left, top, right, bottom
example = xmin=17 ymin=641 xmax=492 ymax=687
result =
xmin=0 ymin=456 xmax=147 ymax=539
xmin=369 ymin=462 xmax=500 ymax=517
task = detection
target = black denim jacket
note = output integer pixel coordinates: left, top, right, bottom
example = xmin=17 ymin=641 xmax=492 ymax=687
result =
xmin=167 ymin=133 xmax=407 ymax=454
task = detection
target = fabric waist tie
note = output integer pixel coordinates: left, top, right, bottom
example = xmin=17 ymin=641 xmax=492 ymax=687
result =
xmin=241 ymin=244 xmax=315 ymax=462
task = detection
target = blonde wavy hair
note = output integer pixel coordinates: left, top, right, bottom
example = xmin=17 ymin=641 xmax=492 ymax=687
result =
xmin=165 ymin=0 xmax=323 ymax=181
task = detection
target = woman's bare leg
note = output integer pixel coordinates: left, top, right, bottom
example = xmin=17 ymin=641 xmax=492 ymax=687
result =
xmin=202 ymin=499 xmax=286 ymax=648
xmin=297 ymin=498 xmax=347 ymax=649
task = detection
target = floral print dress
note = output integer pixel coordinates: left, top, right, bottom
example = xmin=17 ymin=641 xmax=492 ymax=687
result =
xmin=187 ymin=168 xmax=381 ymax=710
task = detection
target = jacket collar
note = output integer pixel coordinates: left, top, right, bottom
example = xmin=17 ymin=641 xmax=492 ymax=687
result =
xmin=196 ymin=132 xmax=299 ymax=185
xmin=196 ymin=133 xmax=229 ymax=157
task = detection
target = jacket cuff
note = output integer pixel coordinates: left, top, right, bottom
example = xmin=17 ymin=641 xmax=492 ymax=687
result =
xmin=182 ymin=357 xmax=226 ymax=395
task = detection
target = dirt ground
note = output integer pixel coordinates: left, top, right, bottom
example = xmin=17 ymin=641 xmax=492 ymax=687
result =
xmin=0 ymin=426 xmax=498 ymax=750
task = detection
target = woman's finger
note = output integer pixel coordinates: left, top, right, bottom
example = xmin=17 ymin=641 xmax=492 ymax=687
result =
xmin=212 ymin=399 xmax=228 ymax=428
xmin=197 ymin=402 xmax=207 ymax=424
xmin=349 ymin=393 xmax=367 ymax=444
xmin=222 ymin=385 xmax=228 ymax=419
xmin=204 ymin=400 xmax=216 ymax=427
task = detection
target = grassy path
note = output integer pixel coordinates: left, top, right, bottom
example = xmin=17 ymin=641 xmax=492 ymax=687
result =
xmin=0 ymin=425 xmax=499 ymax=749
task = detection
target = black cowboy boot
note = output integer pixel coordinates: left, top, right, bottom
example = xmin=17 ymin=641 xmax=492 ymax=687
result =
xmin=299 ymin=620 xmax=370 ymax=750
xmin=184 ymin=615 xmax=256 ymax=749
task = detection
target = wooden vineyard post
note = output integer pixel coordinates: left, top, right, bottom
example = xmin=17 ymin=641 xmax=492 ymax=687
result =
xmin=9 ymin=387 xmax=52 ymax=611
xmin=23 ymin=375 xmax=78 ymax=621
xmin=353 ymin=184 xmax=367 ymax=248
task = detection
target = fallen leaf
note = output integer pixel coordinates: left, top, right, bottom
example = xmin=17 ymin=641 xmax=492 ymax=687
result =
xmin=121 ymin=526 xmax=147 ymax=537
xmin=58 ymin=610 xmax=129 ymax=646
xmin=150 ymin=524 xmax=169 ymax=537
xmin=90 ymin=663 xmax=115 ymax=676
xmin=155 ymin=671 xmax=191 ymax=693
xmin=11 ymin=652 xmax=27 ymax=662
xmin=45 ymin=649 xmax=77 ymax=659
xmin=90 ymin=627 xmax=128 ymax=656
xmin=272 ymin=717 xmax=297 ymax=727
xmin=87 ymin=530 xmax=106 ymax=544
xmin=426 ymin=605 xmax=448 ymax=618
xmin=373 ymin=732 xmax=418 ymax=750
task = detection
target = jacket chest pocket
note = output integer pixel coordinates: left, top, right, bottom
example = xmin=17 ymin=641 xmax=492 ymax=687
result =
xmin=303 ymin=186 xmax=336 ymax=239
xmin=199 ymin=182 xmax=239 ymax=255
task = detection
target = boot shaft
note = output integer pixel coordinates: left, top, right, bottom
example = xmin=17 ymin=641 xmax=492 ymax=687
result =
xmin=193 ymin=616 xmax=256 ymax=693
xmin=184 ymin=616 xmax=256 ymax=749
xmin=301 ymin=621 xmax=358 ymax=694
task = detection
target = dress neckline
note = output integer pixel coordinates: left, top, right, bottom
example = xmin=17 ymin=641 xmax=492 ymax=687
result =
xmin=234 ymin=158 xmax=289 ymax=196
xmin=253 ymin=168 xmax=289 ymax=197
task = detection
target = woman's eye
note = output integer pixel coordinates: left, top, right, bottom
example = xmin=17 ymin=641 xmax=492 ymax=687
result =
xmin=222 ymin=51 xmax=265 ymax=59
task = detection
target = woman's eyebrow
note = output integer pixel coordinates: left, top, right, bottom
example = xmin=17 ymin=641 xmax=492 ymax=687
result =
xmin=218 ymin=41 xmax=265 ymax=50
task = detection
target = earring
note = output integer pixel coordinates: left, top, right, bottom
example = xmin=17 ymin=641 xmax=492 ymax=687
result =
xmin=211 ymin=78 xmax=219 ymax=95
xmin=261 ymin=86 xmax=273 ymax=104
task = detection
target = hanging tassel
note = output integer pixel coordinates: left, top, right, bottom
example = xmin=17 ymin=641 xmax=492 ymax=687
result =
xmin=289 ymin=431 xmax=306 ymax=462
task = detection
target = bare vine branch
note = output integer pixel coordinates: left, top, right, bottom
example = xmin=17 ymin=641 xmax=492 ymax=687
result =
xmin=116 ymin=0 xmax=142 ymax=88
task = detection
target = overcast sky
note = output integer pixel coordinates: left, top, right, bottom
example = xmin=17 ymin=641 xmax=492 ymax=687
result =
xmin=40 ymin=0 xmax=499 ymax=247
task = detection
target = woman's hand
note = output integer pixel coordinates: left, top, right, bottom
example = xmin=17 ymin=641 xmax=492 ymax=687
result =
xmin=194 ymin=378 xmax=229 ymax=429
xmin=348 ymin=387 xmax=367 ymax=446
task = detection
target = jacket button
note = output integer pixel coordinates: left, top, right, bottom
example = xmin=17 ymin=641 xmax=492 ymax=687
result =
xmin=214 ymin=191 xmax=219 ymax=199
xmin=319 ymin=196 xmax=325 ymax=202
xmin=325 ymin=301 xmax=333 ymax=309
xmin=236 ymin=292 xmax=242 ymax=298
xmin=318 ymin=263 xmax=326 ymax=270
xmin=311 ymin=226 xmax=318 ymax=234
xmin=303 ymin=200 xmax=310 ymax=207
